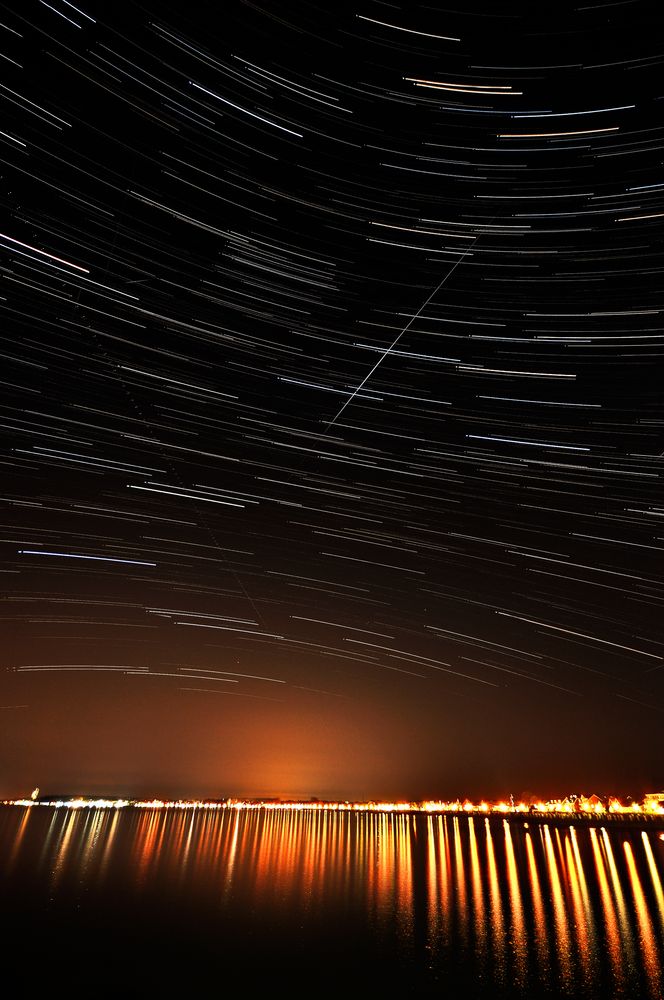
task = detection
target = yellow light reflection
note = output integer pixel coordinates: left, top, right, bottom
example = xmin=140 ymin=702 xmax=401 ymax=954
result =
xmin=541 ymin=825 xmax=573 ymax=986
xmin=525 ymin=830 xmax=549 ymax=971
xmin=468 ymin=817 xmax=487 ymax=971
xmin=624 ymin=840 xmax=662 ymax=998
xmin=589 ymin=826 xmax=626 ymax=992
xmin=641 ymin=831 xmax=664 ymax=933
xmin=452 ymin=816 xmax=468 ymax=945
xmin=6 ymin=805 xmax=32 ymax=874
xmin=426 ymin=814 xmax=451 ymax=954
xmin=485 ymin=818 xmax=506 ymax=973
xmin=563 ymin=834 xmax=592 ymax=967
xmin=569 ymin=827 xmax=592 ymax=919
xmin=503 ymin=819 xmax=528 ymax=985
xmin=395 ymin=814 xmax=414 ymax=927
xmin=426 ymin=814 xmax=439 ymax=924
xmin=98 ymin=808 xmax=121 ymax=880
xmin=600 ymin=827 xmax=635 ymax=959
xmin=134 ymin=808 xmax=164 ymax=888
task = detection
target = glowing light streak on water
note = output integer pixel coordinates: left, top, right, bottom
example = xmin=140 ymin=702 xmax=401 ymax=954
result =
xmin=504 ymin=819 xmax=528 ymax=984
xmin=624 ymin=840 xmax=661 ymax=997
xmin=541 ymin=824 xmax=573 ymax=986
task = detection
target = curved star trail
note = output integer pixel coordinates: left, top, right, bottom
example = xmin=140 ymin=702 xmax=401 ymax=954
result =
xmin=1 ymin=2 xmax=663 ymax=799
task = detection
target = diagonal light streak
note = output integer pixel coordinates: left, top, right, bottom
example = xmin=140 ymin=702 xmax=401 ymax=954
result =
xmin=325 ymin=239 xmax=477 ymax=429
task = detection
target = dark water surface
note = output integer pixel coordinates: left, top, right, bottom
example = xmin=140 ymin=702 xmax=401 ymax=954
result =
xmin=2 ymin=806 xmax=663 ymax=997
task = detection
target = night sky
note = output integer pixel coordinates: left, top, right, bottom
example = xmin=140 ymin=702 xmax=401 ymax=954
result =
xmin=2 ymin=1 xmax=663 ymax=802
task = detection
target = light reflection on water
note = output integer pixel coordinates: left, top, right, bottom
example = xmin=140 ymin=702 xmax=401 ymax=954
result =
xmin=1 ymin=806 xmax=663 ymax=997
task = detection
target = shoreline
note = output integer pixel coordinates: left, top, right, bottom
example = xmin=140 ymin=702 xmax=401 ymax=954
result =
xmin=2 ymin=799 xmax=663 ymax=828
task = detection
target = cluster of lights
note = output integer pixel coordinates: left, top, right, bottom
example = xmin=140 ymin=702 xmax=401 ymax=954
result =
xmin=9 ymin=797 xmax=131 ymax=810
xmin=418 ymin=796 xmax=664 ymax=816
xmin=4 ymin=793 xmax=664 ymax=816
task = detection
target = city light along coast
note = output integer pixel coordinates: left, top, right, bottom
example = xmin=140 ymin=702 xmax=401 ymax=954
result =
xmin=4 ymin=790 xmax=664 ymax=826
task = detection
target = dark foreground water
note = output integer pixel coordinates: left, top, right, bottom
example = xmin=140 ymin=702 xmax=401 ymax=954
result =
xmin=2 ymin=806 xmax=663 ymax=998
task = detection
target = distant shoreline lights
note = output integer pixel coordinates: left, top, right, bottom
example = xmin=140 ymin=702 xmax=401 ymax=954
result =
xmin=3 ymin=792 xmax=664 ymax=818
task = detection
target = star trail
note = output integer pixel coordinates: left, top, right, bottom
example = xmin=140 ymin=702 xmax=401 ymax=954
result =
xmin=1 ymin=1 xmax=663 ymax=800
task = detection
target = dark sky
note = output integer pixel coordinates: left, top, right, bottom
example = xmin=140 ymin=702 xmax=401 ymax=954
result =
xmin=1 ymin=1 xmax=663 ymax=801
